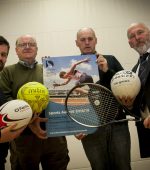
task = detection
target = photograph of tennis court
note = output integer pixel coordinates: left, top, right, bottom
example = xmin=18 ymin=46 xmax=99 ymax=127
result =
xmin=50 ymin=97 xmax=89 ymax=106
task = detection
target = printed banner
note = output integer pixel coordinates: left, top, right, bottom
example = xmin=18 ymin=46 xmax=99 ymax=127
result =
xmin=43 ymin=54 xmax=99 ymax=136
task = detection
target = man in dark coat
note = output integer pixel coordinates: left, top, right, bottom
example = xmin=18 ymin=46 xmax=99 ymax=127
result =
xmin=126 ymin=22 xmax=150 ymax=158
xmin=0 ymin=35 xmax=25 ymax=170
xmin=75 ymin=27 xmax=131 ymax=170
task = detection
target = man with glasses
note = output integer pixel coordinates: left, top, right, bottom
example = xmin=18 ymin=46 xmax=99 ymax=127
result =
xmin=0 ymin=34 xmax=70 ymax=170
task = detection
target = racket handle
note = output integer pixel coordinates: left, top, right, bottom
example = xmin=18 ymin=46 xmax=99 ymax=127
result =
xmin=108 ymin=117 xmax=142 ymax=125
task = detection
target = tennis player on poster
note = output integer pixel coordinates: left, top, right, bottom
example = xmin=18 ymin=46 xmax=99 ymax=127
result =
xmin=53 ymin=57 xmax=94 ymax=88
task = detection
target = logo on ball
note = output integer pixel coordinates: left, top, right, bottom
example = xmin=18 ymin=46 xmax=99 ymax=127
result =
xmin=17 ymin=82 xmax=49 ymax=114
xmin=111 ymin=70 xmax=141 ymax=98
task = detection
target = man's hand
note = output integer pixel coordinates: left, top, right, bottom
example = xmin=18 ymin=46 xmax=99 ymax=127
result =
xmin=116 ymin=95 xmax=135 ymax=109
xmin=74 ymin=133 xmax=87 ymax=140
xmin=28 ymin=116 xmax=48 ymax=139
xmin=143 ymin=116 xmax=150 ymax=129
xmin=0 ymin=124 xmax=26 ymax=143
xmin=96 ymin=54 xmax=108 ymax=72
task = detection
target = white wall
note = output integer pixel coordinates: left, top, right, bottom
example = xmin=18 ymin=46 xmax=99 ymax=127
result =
xmin=1 ymin=0 xmax=150 ymax=169
xmin=1 ymin=0 xmax=150 ymax=68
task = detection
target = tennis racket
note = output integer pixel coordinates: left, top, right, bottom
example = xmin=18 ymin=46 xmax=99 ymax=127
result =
xmin=65 ymin=83 xmax=142 ymax=127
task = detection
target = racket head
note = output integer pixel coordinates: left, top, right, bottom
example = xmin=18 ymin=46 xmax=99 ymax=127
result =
xmin=65 ymin=83 xmax=119 ymax=127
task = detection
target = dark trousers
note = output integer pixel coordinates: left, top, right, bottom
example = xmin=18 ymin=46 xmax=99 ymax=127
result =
xmin=0 ymin=142 xmax=9 ymax=170
xmin=82 ymin=122 xmax=131 ymax=170
xmin=10 ymin=134 xmax=69 ymax=170
xmin=136 ymin=122 xmax=150 ymax=158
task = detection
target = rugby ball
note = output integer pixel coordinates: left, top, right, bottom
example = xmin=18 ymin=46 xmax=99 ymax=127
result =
xmin=0 ymin=99 xmax=33 ymax=130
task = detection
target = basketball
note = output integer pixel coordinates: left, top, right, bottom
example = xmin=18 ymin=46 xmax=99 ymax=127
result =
xmin=17 ymin=82 xmax=49 ymax=114
xmin=0 ymin=99 xmax=32 ymax=130
xmin=110 ymin=70 xmax=141 ymax=98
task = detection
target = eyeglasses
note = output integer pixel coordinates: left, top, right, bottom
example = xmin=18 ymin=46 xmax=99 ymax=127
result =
xmin=17 ymin=42 xmax=37 ymax=48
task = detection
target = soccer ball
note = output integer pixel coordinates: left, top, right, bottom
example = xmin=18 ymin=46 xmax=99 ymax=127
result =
xmin=17 ymin=82 xmax=49 ymax=114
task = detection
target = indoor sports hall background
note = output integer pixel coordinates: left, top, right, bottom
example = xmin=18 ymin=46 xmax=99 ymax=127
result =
xmin=0 ymin=0 xmax=150 ymax=169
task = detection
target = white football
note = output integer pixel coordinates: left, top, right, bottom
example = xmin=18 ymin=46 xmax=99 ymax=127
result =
xmin=111 ymin=70 xmax=141 ymax=98
xmin=0 ymin=99 xmax=33 ymax=130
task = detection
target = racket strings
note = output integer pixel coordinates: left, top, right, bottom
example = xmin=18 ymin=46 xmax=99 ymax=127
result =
xmin=66 ymin=84 xmax=119 ymax=127
xmin=88 ymin=85 xmax=118 ymax=125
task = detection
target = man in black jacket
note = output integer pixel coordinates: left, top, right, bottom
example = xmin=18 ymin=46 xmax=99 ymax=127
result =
xmin=75 ymin=28 xmax=131 ymax=170
xmin=0 ymin=36 xmax=25 ymax=170
xmin=127 ymin=22 xmax=150 ymax=158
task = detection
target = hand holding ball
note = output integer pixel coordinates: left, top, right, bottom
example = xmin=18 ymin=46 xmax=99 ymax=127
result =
xmin=17 ymin=82 xmax=49 ymax=115
xmin=0 ymin=99 xmax=32 ymax=130
xmin=111 ymin=70 xmax=141 ymax=98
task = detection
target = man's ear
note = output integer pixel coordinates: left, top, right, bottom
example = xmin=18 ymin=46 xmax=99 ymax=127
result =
xmin=95 ymin=37 xmax=97 ymax=44
xmin=15 ymin=47 xmax=18 ymax=54
xmin=128 ymin=41 xmax=133 ymax=48
xmin=75 ymin=40 xmax=79 ymax=47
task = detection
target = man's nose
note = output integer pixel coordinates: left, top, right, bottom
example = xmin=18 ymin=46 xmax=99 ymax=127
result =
xmin=24 ymin=44 xmax=30 ymax=48
xmin=85 ymin=39 xmax=90 ymax=44
xmin=135 ymin=34 xmax=141 ymax=40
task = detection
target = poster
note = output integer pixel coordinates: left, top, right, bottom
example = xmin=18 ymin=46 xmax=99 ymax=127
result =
xmin=43 ymin=54 xmax=100 ymax=136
